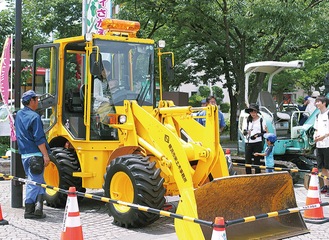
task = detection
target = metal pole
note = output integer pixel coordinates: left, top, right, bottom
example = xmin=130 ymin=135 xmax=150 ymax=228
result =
xmin=82 ymin=0 xmax=86 ymax=35
xmin=11 ymin=0 xmax=25 ymax=208
xmin=158 ymin=48 xmax=163 ymax=100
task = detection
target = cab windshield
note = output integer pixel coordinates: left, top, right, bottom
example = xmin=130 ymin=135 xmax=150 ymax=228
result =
xmin=95 ymin=40 xmax=155 ymax=106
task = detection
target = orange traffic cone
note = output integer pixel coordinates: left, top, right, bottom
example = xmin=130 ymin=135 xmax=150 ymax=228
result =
xmin=61 ymin=187 xmax=83 ymax=240
xmin=304 ymin=168 xmax=329 ymax=224
xmin=225 ymin=148 xmax=231 ymax=160
xmin=211 ymin=217 xmax=227 ymax=240
xmin=0 ymin=204 xmax=9 ymax=225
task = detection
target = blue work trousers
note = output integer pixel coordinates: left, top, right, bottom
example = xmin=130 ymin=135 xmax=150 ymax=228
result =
xmin=22 ymin=157 xmax=45 ymax=204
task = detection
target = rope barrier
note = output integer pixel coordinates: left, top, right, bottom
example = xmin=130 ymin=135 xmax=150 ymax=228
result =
xmin=226 ymin=202 xmax=329 ymax=226
xmin=318 ymin=173 xmax=329 ymax=181
xmin=232 ymin=163 xmax=329 ymax=183
xmin=1 ymin=171 xmax=328 ymax=230
xmin=232 ymin=162 xmax=311 ymax=173
xmin=0 ymin=172 xmax=215 ymax=229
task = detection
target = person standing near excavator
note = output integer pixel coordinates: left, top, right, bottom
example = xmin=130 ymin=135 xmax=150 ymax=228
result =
xmin=313 ymin=96 xmax=329 ymax=196
xmin=243 ymin=103 xmax=267 ymax=174
xmin=15 ymin=90 xmax=50 ymax=219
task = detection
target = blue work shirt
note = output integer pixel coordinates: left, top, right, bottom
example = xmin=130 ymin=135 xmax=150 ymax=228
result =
xmin=196 ymin=110 xmax=206 ymax=126
xmin=218 ymin=110 xmax=226 ymax=129
xmin=196 ymin=109 xmax=226 ymax=129
xmin=264 ymin=145 xmax=274 ymax=167
xmin=15 ymin=106 xmax=49 ymax=155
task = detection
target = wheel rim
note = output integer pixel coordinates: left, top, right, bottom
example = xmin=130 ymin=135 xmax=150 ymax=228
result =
xmin=110 ymin=172 xmax=133 ymax=213
xmin=44 ymin=162 xmax=59 ymax=196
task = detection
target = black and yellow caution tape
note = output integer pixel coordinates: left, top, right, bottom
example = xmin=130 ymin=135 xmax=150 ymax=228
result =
xmin=318 ymin=173 xmax=329 ymax=181
xmin=232 ymin=162 xmax=311 ymax=173
xmin=226 ymin=202 xmax=329 ymax=226
xmin=2 ymin=171 xmax=327 ymax=229
xmin=0 ymin=172 xmax=215 ymax=228
xmin=306 ymin=169 xmax=329 ymax=181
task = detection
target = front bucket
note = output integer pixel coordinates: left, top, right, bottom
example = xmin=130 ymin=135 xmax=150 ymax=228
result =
xmin=195 ymin=172 xmax=309 ymax=240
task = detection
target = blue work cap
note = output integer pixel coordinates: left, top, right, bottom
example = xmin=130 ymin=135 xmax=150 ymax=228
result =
xmin=304 ymin=96 xmax=310 ymax=101
xmin=22 ymin=90 xmax=38 ymax=102
xmin=264 ymin=133 xmax=277 ymax=143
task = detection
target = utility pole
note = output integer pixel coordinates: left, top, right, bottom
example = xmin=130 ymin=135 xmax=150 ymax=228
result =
xmin=11 ymin=0 xmax=25 ymax=208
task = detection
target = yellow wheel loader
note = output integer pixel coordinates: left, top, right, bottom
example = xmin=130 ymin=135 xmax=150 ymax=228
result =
xmin=30 ymin=19 xmax=307 ymax=239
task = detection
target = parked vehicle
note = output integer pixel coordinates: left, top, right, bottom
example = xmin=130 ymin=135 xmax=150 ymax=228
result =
xmin=237 ymin=60 xmax=327 ymax=183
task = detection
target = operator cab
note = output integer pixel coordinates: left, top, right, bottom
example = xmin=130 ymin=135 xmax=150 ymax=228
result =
xmin=32 ymin=22 xmax=156 ymax=142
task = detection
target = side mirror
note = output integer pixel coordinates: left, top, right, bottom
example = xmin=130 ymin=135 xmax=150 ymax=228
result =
xmin=165 ymin=57 xmax=174 ymax=81
xmin=90 ymin=52 xmax=103 ymax=76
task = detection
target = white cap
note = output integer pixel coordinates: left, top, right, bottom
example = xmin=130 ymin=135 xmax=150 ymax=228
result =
xmin=311 ymin=91 xmax=320 ymax=98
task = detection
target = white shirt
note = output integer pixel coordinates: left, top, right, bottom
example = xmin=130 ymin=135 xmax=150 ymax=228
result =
xmin=314 ymin=110 xmax=329 ymax=148
xmin=305 ymin=98 xmax=316 ymax=116
xmin=245 ymin=118 xmax=266 ymax=143
xmin=93 ymin=77 xmax=109 ymax=110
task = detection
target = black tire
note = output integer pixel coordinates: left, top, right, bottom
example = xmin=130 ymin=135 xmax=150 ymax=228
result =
xmin=44 ymin=147 xmax=85 ymax=208
xmin=103 ymin=154 xmax=165 ymax=228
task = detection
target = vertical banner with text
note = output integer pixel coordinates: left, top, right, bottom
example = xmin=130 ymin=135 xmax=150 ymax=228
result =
xmin=0 ymin=37 xmax=16 ymax=141
xmin=85 ymin=0 xmax=112 ymax=34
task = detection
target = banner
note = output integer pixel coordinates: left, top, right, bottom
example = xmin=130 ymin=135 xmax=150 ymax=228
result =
xmin=85 ymin=0 xmax=112 ymax=34
xmin=0 ymin=36 xmax=16 ymax=141
xmin=0 ymin=37 xmax=11 ymax=105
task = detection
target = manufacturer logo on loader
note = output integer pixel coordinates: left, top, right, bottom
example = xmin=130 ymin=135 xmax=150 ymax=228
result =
xmin=165 ymin=134 xmax=187 ymax=182
xmin=164 ymin=134 xmax=169 ymax=143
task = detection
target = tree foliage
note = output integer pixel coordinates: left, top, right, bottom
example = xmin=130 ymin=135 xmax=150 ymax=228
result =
xmin=294 ymin=47 xmax=329 ymax=95
xmin=198 ymin=85 xmax=210 ymax=98
xmin=188 ymin=93 xmax=203 ymax=107
xmin=0 ymin=0 xmax=82 ymax=54
xmin=1 ymin=0 xmax=329 ymax=140
xmin=115 ymin=0 xmax=329 ymax=140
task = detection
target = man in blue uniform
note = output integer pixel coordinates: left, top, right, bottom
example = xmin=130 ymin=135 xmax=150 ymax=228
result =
xmin=15 ymin=90 xmax=50 ymax=219
xmin=208 ymin=96 xmax=226 ymax=132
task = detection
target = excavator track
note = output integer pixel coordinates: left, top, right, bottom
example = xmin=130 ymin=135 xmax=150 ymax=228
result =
xmin=231 ymin=155 xmax=300 ymax=184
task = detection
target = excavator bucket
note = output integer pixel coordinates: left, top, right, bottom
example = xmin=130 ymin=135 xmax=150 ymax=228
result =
xmin=195 ymin=172 xmax=309 ymax=240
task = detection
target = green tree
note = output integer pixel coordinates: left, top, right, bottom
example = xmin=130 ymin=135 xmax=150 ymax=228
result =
xmin=188 ymin=94 xmax=203 ymax=107
xmin=115 ymin=0 xmax=329 ymax=140
xmin=0 ymin=0 xmax=82 ymax=54
xmin=2 ymin=0 xmax=329 ymax=142
xmin=0 ymin=4 xmax=15 ymax=52
xmin=294 ymin=47 xmax=329 ymax=95
xmin=212 ymin=86 xmax=224 ymax=102
xmin=198 ymin=85 xmax=210 ymax=97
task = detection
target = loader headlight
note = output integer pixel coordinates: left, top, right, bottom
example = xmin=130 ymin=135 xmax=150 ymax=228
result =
xmin=119 ymin=115 xmax=127 ymax=124
xmin=157 ymin=40 xmax=165 ymax=49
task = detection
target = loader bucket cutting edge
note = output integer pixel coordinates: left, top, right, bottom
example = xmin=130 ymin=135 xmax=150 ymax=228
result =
xmin=195 ymin=172 xmax=309 ymax=240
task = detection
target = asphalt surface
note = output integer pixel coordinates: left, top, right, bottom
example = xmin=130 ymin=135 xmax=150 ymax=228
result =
xmin=1 ymin=144 xmax=329 ymax=239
